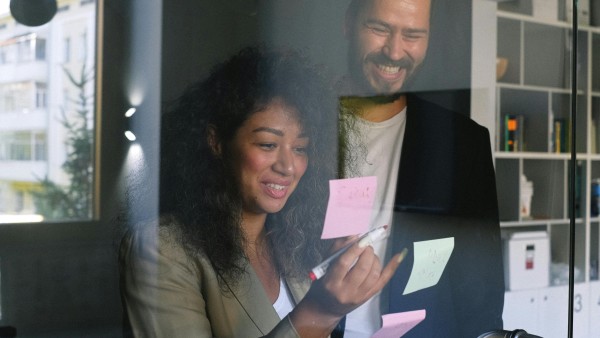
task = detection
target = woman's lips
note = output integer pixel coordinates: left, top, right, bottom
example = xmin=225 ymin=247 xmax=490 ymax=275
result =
xmin=263 ymin=182 xmax=289 ymax=199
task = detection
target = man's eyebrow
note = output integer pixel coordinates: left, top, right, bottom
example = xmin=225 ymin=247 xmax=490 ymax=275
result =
xmin=402 ymin=27 xmax=429 ymax=35
xmin=364 ymin=19 xmax=428 ymax=35
xmin=364 ymin=19 xmax=390 ymax=28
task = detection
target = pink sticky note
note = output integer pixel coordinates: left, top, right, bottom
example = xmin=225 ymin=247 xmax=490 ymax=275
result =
xmin=321 ymin=176 xmax=377 ymax=239
xmin=371 ymin=310 xmax=426 ymax=338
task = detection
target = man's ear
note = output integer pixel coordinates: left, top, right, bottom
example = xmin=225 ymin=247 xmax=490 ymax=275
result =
xmin=207 ymin=125 xmax=222 ymax=157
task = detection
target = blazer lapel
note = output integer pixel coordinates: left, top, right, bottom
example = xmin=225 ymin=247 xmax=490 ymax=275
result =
xmin=395 ymin=94 xmax=459 ymax=215
xmin=223 ymin=259 xmax=281 ymax=334
xmin=285 ymin=277 xmax=311 ymax=304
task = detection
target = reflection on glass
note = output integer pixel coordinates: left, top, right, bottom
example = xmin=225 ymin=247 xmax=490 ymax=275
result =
xmin=0 ymin=0 xmax=96 ymax=222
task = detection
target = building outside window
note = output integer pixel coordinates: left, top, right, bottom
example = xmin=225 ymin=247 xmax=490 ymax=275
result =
xmin=63 ymin=36 xmax=70 ymax=63
xmin=79 ymin=31 xmax=86 ymax=61
xmin=0 ymin=0 xmax=97 ymax=223
xmin=0 ymin=82 xmax=30 ymax=114
xmin=33 ymin=131 xmax=47 ymax=161
xmin=35 ymin=83 xmax=47 ymax=109
xmin=35 ymin=37 xmax=45 ymax=61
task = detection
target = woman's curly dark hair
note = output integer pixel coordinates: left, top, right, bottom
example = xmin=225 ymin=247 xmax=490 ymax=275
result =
xmin=160 ymin=46 xmax=338 ymax=284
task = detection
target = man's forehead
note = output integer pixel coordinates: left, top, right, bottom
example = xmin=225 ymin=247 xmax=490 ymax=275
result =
xmin=360 ymin=0 xmax=431 ymax=14
xmin=357 ymin=0 xmax=431 ymax=29
xmin=397 ymin=0 xmax=419 ymax=11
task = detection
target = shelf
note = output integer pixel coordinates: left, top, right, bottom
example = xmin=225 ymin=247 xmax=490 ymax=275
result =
xmin=497 ymin=82 xmax=583 ymax=95
xmin=493 ymin=3 xmax=600 ymax=334
xmin=495 ymin=152 xmax=577 ymax=160
xmin=497 ymin=18 xmax=587 ymax=90
xmin=497 ymin=10 xmax=600 ymax=34
xmin=501 ymin=219 xmax=583 ymax=228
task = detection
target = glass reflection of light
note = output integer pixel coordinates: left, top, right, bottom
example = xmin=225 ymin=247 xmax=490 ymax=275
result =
xmin=126 ymin=143 xmax=145 ymax=174
xmin=124 ymin=130 xmax=137 ymax=141
xmin=0 ymin=214 xmax=44 ymax=224
xmin=128 ymin=89 xmax=144 ymax=107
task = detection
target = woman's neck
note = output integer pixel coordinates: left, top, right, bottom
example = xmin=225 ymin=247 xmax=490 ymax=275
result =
xmin=242 ymin=212 xmax=281 ymax=303
xmin=242 ymin=211 xmax=268 ymax=244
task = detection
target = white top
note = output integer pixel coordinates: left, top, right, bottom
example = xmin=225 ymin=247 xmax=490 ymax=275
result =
xmin=273 ymin=278 xmax=295 ymax=319
xmin=343 ymin=108 xmax=407 ymax=338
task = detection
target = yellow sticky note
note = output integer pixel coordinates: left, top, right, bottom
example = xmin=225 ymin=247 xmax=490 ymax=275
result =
xmin=403 ymin=237 xmax=454 ymax=295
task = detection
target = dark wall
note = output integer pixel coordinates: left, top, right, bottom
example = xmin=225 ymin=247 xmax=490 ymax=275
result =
xmin=161 ymin=0 xmax=473 ymax=114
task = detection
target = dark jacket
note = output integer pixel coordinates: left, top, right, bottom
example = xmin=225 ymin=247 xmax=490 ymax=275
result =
xmin=387 ymin=94 xmax=504 ymax=337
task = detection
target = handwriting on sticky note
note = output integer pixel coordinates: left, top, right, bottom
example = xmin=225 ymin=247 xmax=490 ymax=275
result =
xmin=403 ymin=237 xmax=454 ymax=295
xmin=321 ymin=176 xmax=377 ymax=239
xmin=371 ymin=309 xmax=426 ymax=338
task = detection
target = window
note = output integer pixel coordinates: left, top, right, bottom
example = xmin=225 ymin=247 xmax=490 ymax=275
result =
xmin=0 ymin=45 xmax=6 ymax=64
xmin=0 ymin=0 xmax=98 ymax=222
xmin=0 ymin=34 xmax=45 ymax=64
xmin=0 ymin=82 xmax=33 ymax=113
xmin=79 ymin=31 xmax=87 ymax=61
xmin=0 ymin=131 xmax=45 ymax=161
xmin=63 ymin=88 xmax=70 ymax=111
xmin=64 ymin=37 xmax=71 ymax=63
xmin=9 ymin=132 xmax=31 ymax=161
xmin=33 ymin=132 xmax=47 ymax=161
xmin=16 ymin=39 xmax=32 ymax=62
xmin=35 ymin=38 xmax=45 ymax=60
xmin=35 ymin=83 xmax=47 ymax=109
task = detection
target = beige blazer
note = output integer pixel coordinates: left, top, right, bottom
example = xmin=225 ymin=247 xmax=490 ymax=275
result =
xmin=119 ymin=218 xmax=311 ymax=338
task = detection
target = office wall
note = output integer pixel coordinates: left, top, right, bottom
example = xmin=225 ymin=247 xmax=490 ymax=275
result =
xmin=161 ymin=0 xmax=472 ymax=114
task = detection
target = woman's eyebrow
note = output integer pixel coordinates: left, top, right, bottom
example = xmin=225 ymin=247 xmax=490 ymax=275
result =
xmin=252 ymin=127 xmax=309 ymax=139
xmin=252 ymin=127 xmax=284 ymax=136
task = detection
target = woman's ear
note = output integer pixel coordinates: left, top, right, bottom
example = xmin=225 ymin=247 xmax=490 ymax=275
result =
xmin=207 ymin=125 xmax=222 ymax=157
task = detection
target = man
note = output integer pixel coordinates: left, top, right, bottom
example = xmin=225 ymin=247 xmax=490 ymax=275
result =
xmin=337 ymin=0 xmax=504 ymax=337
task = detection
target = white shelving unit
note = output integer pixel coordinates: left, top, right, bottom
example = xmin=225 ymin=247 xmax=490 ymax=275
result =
xmin=479 ymin=1 xmax=600 ymax=337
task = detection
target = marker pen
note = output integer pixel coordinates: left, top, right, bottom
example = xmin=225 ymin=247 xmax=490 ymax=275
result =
xmin=309 ymin=225 xmax=389 ymax=281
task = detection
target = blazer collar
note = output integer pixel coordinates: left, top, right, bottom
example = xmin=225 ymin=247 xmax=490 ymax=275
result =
xmin=223 ymin=259 xmax=310 ymax=333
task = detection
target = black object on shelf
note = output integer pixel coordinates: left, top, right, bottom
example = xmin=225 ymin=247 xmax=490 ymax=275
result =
xmin=478 ymin=329 xmax=542 ymax=338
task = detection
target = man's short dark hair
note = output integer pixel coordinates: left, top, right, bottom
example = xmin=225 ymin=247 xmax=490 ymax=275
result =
xmin=346 ymin=0 xmax=435 ymax=27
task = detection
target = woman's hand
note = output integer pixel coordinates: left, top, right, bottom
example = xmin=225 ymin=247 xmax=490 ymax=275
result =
xmin=289 ymin=243 xmax=404 ymax=337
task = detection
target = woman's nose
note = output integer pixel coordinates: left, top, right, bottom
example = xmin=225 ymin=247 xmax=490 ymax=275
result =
xmin=273 ymin=148 xmax=294 ymax=176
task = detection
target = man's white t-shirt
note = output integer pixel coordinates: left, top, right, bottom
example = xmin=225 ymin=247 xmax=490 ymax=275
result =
xmin=343 ymin=108 xmax=407 ymax=338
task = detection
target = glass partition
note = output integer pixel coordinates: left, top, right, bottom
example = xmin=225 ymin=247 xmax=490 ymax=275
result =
xmin=1 ymin=0 xmax=599 ymax=337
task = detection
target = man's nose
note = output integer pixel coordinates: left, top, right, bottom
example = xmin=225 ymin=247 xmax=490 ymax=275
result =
xmin=383 ymin=33 xmax=405 ymax=61
xmin=273 ymin=148 xmax=294 ymax=176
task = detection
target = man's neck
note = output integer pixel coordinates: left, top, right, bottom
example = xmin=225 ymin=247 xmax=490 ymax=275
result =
xmin=343 ymin=95 xmax=407 ymax=123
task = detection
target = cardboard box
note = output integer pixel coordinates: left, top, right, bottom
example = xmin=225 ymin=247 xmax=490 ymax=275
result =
xmin=503 ymin=231 xmax=550 ymax=291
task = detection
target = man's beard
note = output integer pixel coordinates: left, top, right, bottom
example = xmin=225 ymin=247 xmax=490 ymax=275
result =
xmin=347 ymin=46 xmax=419 ymax=99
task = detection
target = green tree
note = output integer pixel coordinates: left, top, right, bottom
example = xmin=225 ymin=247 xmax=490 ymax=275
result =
xmin=32 ymin=63 xmax=94 ymax=220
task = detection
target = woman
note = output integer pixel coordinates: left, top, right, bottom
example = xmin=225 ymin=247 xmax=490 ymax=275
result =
xmin=119 ymin=46 xmax=401 ymax=337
